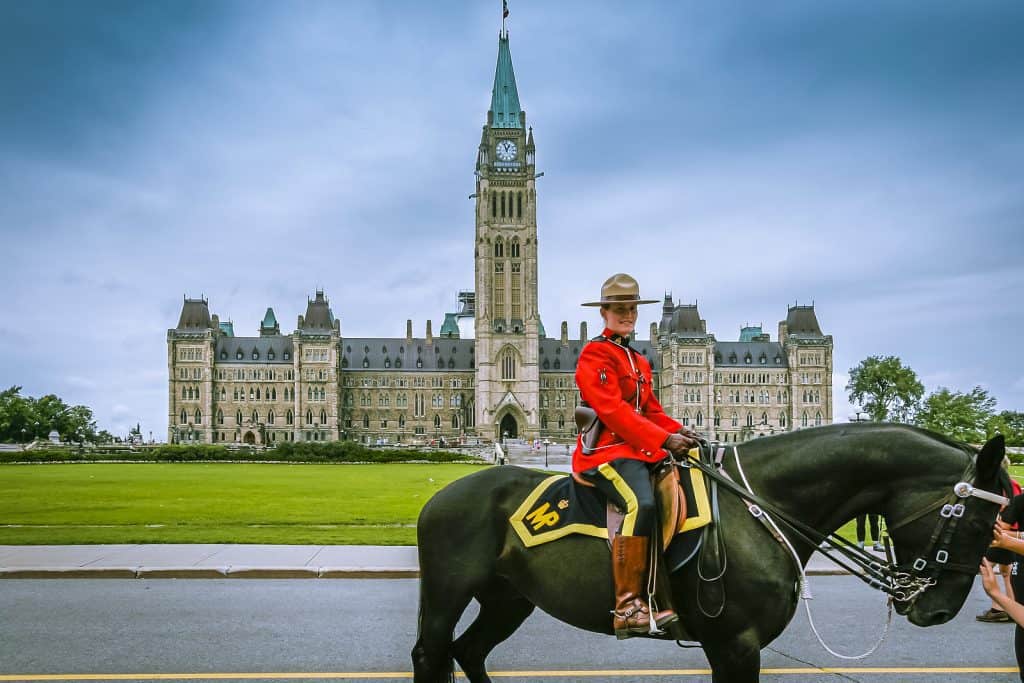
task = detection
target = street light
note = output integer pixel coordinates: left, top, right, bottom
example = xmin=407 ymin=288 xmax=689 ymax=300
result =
xmin=543 ymin=439 xmax=551 ymax=468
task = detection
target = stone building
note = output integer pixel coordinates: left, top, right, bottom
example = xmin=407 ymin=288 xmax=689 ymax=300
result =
xmin=167 ymin=28 xmax=833 ymax=445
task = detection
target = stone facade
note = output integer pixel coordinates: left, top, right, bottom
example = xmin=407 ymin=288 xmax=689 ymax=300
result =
xmin=167 ymin=29 xmax=833 ymax=445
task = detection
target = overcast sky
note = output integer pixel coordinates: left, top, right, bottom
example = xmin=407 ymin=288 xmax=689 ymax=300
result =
xmin=2 ymin=0 xmax=1022 ymax=440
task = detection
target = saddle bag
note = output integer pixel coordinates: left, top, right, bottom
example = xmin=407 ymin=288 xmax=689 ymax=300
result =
xmin=574 ymin=402 xmax=603 ymax=455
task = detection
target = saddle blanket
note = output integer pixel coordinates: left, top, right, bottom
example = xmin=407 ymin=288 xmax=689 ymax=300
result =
xmin=509 ymin=464 xmax=712 ymax=549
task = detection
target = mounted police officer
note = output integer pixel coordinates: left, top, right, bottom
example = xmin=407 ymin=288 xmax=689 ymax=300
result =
xmin=574 ymin=273 xmax=699 ymax=639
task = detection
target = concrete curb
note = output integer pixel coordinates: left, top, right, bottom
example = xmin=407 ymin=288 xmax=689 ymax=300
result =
xmin=0 ymin=566 xmax=846 ymax=579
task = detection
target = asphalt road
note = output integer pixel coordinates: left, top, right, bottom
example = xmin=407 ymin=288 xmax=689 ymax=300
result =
xmin=0 ymin=576 xmax=1019 ymax=682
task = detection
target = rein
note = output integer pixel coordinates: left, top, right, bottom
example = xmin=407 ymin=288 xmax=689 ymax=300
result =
xmin=682 ymin=441 xmax=1007 ymax=606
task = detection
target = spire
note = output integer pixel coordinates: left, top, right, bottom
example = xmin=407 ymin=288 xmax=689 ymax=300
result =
xmin=489 ymin=32 xmax=523 ymax=129
xmin=260 ymin=307 xmax=280 ymax=336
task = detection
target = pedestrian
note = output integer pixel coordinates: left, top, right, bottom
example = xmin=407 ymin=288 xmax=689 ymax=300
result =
xmin=573 ymin=273 xmax=699 ymax=639
xmin=855 ymin=513 xmax=884 ymax=552
xmin=978 ymin=457 xmax=1022 ymax=623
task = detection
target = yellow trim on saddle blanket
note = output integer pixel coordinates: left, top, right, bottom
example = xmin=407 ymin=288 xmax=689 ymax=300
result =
xmin=509 ymin=475 xmax=610 ymax=548
xmin=678 ymin=456 xmax=712 ymax=533
xmin=509 ymin=460 xmax=712 ymax=548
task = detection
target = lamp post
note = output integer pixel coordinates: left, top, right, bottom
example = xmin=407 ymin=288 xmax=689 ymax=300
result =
xmin=851 ymin=410 xmax=870 ymax=423
xmin=543 ymin=439 xmax=550 ymax=468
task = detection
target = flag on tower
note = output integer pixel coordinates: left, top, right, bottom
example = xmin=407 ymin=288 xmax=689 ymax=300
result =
xmin=503 ymin=0 xmax=509 ymax=19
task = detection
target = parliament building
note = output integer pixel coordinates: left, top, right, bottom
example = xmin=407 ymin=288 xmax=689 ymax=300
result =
xmin=167 ymin=29 xmax=833 ymax=446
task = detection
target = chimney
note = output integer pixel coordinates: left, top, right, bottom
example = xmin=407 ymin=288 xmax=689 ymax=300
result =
xmin=650 ymin=322 xmax=658 ymax=343
xmin=426 ymin=320 xmax=433 ymax=344
xmin=406 ymin=319 xmax=413 ymax=343
xmin=778 ymin=320 xmax=788 ymax=345
xmin=560 ymin=321 xmax=568 ymax=345
xmin=297 ymin=315 xmax=304 ymax=329
xmin=580 ymin=321 xmax=588 ymax=341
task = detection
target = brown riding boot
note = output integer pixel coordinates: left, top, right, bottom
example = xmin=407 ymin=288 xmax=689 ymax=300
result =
xmin=611 ymin=535 xmax=677 ymax=639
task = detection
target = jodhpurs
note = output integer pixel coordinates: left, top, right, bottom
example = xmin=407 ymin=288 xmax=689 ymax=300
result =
xmin=579 ymin=457 xmax=655 ymax=537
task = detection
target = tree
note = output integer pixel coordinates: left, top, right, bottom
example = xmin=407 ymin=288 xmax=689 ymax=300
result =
xmin=986 ymin=410 xmax=1024 ymax=446
xmin=846 ymin=356 xmax=924 ymax=423
xmin=0 ymin=386 xmax=99 ymax=443
xmin=916 ymin=386 xmax=997 ymax=443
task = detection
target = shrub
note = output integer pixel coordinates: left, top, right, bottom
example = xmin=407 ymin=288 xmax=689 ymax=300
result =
xmin=0 ymin=442 xmax=479 ymax=464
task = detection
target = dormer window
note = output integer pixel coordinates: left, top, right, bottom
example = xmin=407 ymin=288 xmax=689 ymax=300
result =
xmin=283 ymin=351 xmax=291 ymax=360
xmin=236 ymin=350 xmax=243 ymax=360
xmin=252 ymin=350 xmax=259 ymax=360
xmin=362 ymin=358 xmax=369 ymax=368
xmin=220 ymin=351 xmax=227 ymax=360
xmin=416 ymin=358 xmax=423 ymax=368
xmin=775 ymin=356 xmax=781 ymax=364
xmin=268 ymin=350 xmax=275 ymax=361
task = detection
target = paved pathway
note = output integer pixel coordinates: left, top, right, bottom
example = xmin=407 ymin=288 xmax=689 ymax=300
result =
xmin=0 ymin=543 xmax=859 ymax=579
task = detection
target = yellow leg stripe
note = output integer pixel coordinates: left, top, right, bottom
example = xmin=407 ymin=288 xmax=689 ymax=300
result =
xmin=596 ymin=462 xmax=640 ymax=536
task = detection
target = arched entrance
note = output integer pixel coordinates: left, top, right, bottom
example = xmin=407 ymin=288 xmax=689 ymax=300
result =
xmin=499 ymin=414 xmax=518 ymax=440
xmin=243 ymin=431 xmax=256 ymax=445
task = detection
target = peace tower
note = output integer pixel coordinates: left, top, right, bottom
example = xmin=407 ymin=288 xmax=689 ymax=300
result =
xmin=472 ymin=29 xmax=541 ymax=441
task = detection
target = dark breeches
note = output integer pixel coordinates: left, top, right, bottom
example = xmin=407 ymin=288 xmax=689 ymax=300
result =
xmin=579 ymin=457 xmax=655 ymax=536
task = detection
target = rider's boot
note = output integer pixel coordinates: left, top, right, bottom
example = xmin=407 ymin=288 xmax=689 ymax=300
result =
xmin=611 ymin=535 xmax=677 ymax=639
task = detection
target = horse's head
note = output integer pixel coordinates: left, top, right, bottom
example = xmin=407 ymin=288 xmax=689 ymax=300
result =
xmin=886 ymin=434 xmax=1005 ymax=626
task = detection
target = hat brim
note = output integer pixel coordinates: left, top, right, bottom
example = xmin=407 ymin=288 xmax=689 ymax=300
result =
xmin=582 ymin=298 xmax=659 ymax=307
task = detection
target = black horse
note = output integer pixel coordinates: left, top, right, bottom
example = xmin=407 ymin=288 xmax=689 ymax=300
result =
xmin=412 ymin=424 xmax=1006 ymax=682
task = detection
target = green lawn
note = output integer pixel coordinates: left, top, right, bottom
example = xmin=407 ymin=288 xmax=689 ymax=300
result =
xmin=0 ymin=463 xmax=486 ymax=545
xmin=3 ymin=461 xmax=1016 ymax=546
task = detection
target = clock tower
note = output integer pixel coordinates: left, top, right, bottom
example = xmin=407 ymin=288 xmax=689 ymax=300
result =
xmin=474 ymin=29 xmax=540 ymax=442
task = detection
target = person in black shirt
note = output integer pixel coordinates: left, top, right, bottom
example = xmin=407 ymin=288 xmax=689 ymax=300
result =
xmin=980 ymin=491 xmax=1024 ymax=680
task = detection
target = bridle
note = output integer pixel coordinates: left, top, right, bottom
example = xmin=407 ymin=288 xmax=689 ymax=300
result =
xmin=685 ymin=444 xmax=1007 ymax=607
xmin=883 ymin=461 xmax=1008 ymax=606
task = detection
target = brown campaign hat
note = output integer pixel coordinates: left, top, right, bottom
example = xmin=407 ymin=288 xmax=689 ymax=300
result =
xmin=581 ymin=273 xmax=659 ymax=307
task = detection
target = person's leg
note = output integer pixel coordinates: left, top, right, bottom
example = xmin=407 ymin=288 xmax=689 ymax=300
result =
xmin=1015 ymin=625 xmax=1024 ymax=681
xmin=870 ymin=514 xmax=883 ymax=551
xmin=855 ymin=514 xmax=867 ymax=548
xmin=579 ymin=458 xmax=670 ymax=638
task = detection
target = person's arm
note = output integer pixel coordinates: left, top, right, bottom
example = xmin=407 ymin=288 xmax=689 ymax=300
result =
xmin=981 ymin=559 xmax=1024 ymax=626
xmin=990 ymin=519 xmax=1024 ymax=554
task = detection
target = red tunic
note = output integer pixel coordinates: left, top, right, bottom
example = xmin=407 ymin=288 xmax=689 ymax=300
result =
xmin=572 ymin=329 xmax=682 ymax=473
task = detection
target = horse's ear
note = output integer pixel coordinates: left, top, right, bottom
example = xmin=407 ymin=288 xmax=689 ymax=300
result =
xmin=976 ymin=434 xmax=1006 ymax=483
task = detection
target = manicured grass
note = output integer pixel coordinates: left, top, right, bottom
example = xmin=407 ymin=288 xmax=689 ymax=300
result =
xmin=0 ymin=463 xmax=486 ymax=545
xmin=4 ymin=461 xmax=1014 ymax=546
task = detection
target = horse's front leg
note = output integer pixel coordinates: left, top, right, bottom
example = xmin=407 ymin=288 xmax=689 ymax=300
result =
xmin=703 ymin=629 xmax=761 ymax=683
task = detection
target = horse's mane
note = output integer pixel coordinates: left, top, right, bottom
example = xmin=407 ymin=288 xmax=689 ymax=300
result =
xmin=896 ymin=423 xmax=978 ymax=458
xmin=741 ymin=421 xmax=977 ymax=460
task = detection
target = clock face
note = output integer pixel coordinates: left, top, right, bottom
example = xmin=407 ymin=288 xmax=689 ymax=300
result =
xmin=496 ymin=140 xmax=517 ymax=161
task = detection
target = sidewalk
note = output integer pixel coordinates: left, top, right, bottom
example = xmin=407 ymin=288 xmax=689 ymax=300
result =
xmin=0 ymin=544 xmax=857 ymax=579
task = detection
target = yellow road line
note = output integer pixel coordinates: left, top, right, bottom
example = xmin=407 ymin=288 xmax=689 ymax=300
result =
xmin=0 ymin=668 xmax=1019 ymax=681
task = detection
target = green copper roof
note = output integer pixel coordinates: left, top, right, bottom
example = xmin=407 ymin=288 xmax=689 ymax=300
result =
xmin=218 ymin=321 xmax=234 ymax=337
xmin=489 ymin=33 xmax=522 ymax=129
xmin=261 ymin=307 xmax=278 ymax=329
xmin=440 ymin=313 xmax=460 ymax=338
xmin=739 ymin=326 xmax=763 ymax=342
xmin=538 ymin=317 xmax=546 ymax=338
